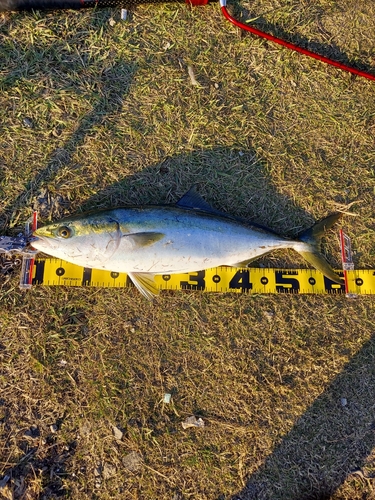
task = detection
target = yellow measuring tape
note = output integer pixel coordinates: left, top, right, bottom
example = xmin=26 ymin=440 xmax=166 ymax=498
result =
xmin=31 ymin=258 xmax=375 ymax=294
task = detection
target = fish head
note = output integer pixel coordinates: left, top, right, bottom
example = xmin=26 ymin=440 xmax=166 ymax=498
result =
xmin=32 ymin=212 xmax=122 ymax=267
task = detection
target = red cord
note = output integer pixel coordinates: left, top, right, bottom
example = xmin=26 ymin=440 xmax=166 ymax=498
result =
xmin=28 ymin=211 xmax=38 ymax=285
xmin=221 ymin=4 xmax=375 ymax=81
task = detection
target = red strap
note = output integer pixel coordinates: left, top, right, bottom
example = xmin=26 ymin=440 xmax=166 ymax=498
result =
xmin=221 ymin=4 xmax=375 ymax=81
xmin=187 ymin=0 xmax=209 ymax=5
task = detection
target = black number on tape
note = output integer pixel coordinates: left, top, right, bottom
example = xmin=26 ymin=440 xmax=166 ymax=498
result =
xmin=56 ymin=267 xmax=65 ymax=276
xmin=180 ymin=271 xmax=206 ymax=290
xmin=229 ymin=270 xmax=252 ymax=291
xmin=82 ymin=268 xmax=92 ymax=285
xmin=33 ymin=260 xmax=45 ymax=284
xmin=275 ymin=271 xmax=300 ymax=293
xmin=324 ymin=275 xmax=345 ymax=293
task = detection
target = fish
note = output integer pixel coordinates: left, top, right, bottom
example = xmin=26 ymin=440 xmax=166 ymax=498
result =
xmin=32 ymin=186 xmax=343 ymax=299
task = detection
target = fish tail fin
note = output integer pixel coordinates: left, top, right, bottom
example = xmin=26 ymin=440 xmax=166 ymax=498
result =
xmin=297 ymin=213 xmax=343 ymax=284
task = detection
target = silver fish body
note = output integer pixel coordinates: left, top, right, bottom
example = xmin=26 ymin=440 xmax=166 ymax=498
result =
xmin=32 ymin=187 xmax=342 ymax=298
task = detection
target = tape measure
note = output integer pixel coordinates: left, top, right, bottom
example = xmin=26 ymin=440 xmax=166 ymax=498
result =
xmin=29 ymin=258 xmax=374 ymax=295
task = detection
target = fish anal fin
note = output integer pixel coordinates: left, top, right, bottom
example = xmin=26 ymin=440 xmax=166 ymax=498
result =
xmin=128 ymin=272 xmax=160 ymax=300
xmin=124 ymin=232 xmax=164 ymax=248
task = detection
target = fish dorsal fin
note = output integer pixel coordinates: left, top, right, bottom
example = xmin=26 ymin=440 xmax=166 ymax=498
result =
xmin=176 ymin=186 xmax=222 ymax=215
xmin=176 ymin=187 xmax=279 ymax=232
xmin=128 ymin=272 xmax=160 ymax=300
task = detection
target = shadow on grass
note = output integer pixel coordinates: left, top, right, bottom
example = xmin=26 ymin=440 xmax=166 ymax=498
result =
xmin=1 ymin=58 xmax=136 ymax=229
xmin=232 ymin=334 xmax=375 ymax=500
xmin=0 ymin=11 xmax=137 ymax=229
xmin=15 ymin=437 xmax=76 ymax=499
xmin=0 ymin=402 xmax=75 ymax=498
xmin=230 ymin=1 xmax=375 ymax=78
xmin=74 ymin=146 xmax=314 ymax=238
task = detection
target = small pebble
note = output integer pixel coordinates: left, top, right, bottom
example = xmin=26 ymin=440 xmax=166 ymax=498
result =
xmin=182 ymin=416 xmax=205 ymax=430
xmin=23 ymin=117 xmax=34 ymax=128
xmin=264 ymin=311 xmax=274 ymax=322
xmin=163 ymin=393 xmax=171 ymax=404
xmin=341 ymin=397 xmax=347 ymax=407
xmin=112 ymin=425 xmax=123 ymax=441
xmin=24 ymin=425 xmax=40 ymax=439
xmin=102 ymin=463 xmax=116 ymax=479
xmin=122 ymin=451 xmax=142 ymax=472
xmin=188 ymin=65 xmax=199 ymax=86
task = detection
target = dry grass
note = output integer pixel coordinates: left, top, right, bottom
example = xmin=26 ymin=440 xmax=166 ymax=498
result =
xmin=0 ymin=0 xmax=375 ymax=498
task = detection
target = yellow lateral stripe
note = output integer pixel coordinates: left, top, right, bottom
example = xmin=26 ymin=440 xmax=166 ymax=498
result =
xmin=31 ymin=258 xmax=375 ymax=295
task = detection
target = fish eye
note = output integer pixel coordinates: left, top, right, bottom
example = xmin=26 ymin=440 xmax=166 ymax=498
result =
xmin=57 ymin=226 xmax=72 ymax=239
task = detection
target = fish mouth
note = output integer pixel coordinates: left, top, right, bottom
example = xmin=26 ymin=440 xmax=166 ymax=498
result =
xmin=30 ymin=234 xmax=55 ymax=251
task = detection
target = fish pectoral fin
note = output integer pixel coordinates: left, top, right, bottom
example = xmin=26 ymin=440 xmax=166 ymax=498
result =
xmin=124 ymin=232 xmax=164 ymax=248
xmin=128 ymin=272 xmax=160 ymax=300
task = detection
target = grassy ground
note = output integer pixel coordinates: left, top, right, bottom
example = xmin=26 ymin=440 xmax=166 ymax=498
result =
xmin=1 ymin=0 xmax=375 ymax=498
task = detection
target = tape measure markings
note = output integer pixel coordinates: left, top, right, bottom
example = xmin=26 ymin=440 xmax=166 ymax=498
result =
xmin=30 ymin=258 xmax=375 ymax=295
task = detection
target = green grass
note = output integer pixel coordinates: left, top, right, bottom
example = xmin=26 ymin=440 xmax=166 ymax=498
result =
xmin=1 ymin=1 xmax=375 ymax=498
